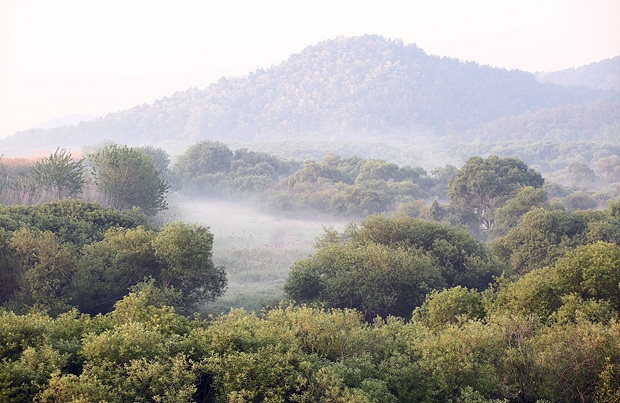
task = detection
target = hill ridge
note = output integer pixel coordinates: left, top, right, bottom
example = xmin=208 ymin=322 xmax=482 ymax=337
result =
xmin=1 ymin=35 xmax=617 ymax=156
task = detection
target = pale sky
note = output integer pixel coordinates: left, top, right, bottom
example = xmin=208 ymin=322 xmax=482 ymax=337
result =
xmin=1 ymin=0 xmax=619 ymax=140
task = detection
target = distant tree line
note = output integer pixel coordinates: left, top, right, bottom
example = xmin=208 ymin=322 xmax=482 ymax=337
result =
xmin=170 ymin=140 xmax=620 ymax=244
xmin=3 ymin=139 xmax=618 ymax=236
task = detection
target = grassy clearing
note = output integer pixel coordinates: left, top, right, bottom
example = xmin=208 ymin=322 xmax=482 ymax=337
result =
xmin=168 ymin=196 xmax=346 ymax=313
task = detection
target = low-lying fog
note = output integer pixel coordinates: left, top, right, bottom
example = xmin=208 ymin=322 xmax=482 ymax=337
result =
xmin=168 ymin=197 xmax=347 ymax=313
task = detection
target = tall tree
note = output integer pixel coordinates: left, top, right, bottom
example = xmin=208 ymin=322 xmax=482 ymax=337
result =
xmin=89 ymin=145 xmax=169 ymax=216
xmin=30 ymin=148 xmax=85 ymax=200
xmin=448 ymin=155 xmax=544 ymax=230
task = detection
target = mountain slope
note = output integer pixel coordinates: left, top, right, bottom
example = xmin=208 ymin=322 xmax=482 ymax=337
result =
xmin=2 ymin=35 xmax=617 ymax=156
xmin=535 ymin=56 xmax=620 ymax=91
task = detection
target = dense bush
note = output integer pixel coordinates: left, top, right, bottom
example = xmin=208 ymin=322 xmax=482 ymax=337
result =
xmin=0 ymin=199 xmax=226 ymax=316
xmin=2 ymin=289 xmax=618 ymax=402
xmin=490 ymin=204 xmax=620 ymax=274
xmin=285 ymin=214 xmax=507 ymax=320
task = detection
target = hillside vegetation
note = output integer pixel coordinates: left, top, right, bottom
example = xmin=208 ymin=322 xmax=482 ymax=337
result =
xmin=1 ymin=35 xmax=617 ymax=157
xmin=535 ymin=55 xmax=620 ymax=91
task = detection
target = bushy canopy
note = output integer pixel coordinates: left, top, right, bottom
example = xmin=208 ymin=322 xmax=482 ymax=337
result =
xmin=285 ymin=214 xmax=506 ymax=320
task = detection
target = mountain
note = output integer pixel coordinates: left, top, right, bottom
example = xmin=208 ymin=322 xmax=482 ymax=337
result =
xmin=535 ymin=56 xmax=620 ymax=91
xmin=463 ymin=100 xmax=620 ymax=143
xmin=1 ymin=35 xmax=618 ymax=157
xmin=30 ymin=114 xmax=100 ymax=130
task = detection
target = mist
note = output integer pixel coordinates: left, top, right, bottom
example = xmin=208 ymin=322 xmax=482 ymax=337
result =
xmin=167 ymin=196 xmax=348 ymax=313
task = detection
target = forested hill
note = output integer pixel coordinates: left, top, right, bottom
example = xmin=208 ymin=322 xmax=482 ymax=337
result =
xmin=535 ymin=56 xmax=620 ymax=91
xmin=2 ymin=35 xmax=618 ymax=156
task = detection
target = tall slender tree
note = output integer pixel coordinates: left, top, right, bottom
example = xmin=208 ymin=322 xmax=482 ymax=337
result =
xmin=30 ymin=148 xmax=85 ymax=200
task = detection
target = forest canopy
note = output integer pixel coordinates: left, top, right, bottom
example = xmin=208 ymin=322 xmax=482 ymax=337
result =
xmin=1 ymin=143 xmax=620 ymax=402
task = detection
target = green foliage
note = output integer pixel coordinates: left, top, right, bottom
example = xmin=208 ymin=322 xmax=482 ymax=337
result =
xmin=563 ymin=191 xmax=599 ymax=211
xmin=173 ymin=143 xmax=443 ymax=219
xmin=490 ymin=207 xmax=620 ymax=274
xmin=8 ymin=229 xmax=76 ymax=315
xmin=608 ymin=199 xmax=620 ymax=219
xmin=596 ymin=357 xmax=620 ymax=403
xmin=71 ymin=226 xmax=160 ymax=315
xmin=174 ymin=142 xmax=301 ymax=200
xmin=490 ymin=242 xmax=620 ymax=324
xmin=174 ymin=140 xmax=234 ymax=181
xmin=153 ymin=222 xmax=227 ymax=306
xmin=489 ymin=186 xmax=549 ymax=239
xmin=0 ymin=199 xmax=225 ymax=317
xmin=136 ymin=144 xmax=176 ymax=189
xmin=554 ymin=242 xmax=620 ymax=311
xmin=89 ymin=144 xmax=169 ymax=216
xmin=345 ymin=214 xmax=507 ymax=289
xmin=412 ymin=286 xmax=486 ymax=329
xmin=30 ymin=148 xmax=85 ymax=200
xmin=71 ymin=223 xmax=226 ymax=315
xmin=286 ymin=241 xmax=442 ymax=320
xmin=0 ymin=198 xmax=149 ymax=249
xmin=285 ymin=214 xmax=505 ymax=320
xmin=448 ymin=155 xmax=545 ymax=230
xmin=1 ymin=295 xmax=619 ymax=403
xmin=490 ymin=268 xmax=563 ymax=319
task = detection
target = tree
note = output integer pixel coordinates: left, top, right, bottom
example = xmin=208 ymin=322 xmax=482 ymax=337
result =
xmin=30 ymin=148 xmax=85 ymax=200
xmin=490 ymin=207 xmax=620 ymax=275
xmin=71 ymin=227 xmax=159 ymax=315
xmin=285 ymin=241 xmax=443 ymax=320
xmin=285 ymin=214 xmax=505 ymax=319
xmin=448 ymin=155 xmax=544 ymax=230
xmin=345 ymin=214 xmax=507 ymax=289
xmin=173 ymin=140 xmax=233 ymax=182
xmin=135 ymin=145 xmax=175 ymax=188
xmin=89 ymin=145 xmax=169 ymax=216
xmin=488 ymin=186 xmax=549 ymax=239
xmin=567 ymin=161 xmax=597 ymax=189
xmin=135 ymin=145 xmax=171 ymax=174
xmin=71 ymin=223 xmax=227 ymax=315
xmin=596 ymin=156 xmax=620 ymax=185
xmin=555 ymin=242 xmax=620 ymax=312
xmin=564 ymin=191 xmax=599 ymax=211
xmin=412 ymin=286 xmax=485 ymax=329
xmin=0 ymin=199 xmax=150 ymax=249
xmin=430 ymin=164 xmax=457 ymax=200
xmin=8 ymin=228 xmax=76 ymax=315
xmin=152 ymin=222 xmax=227 ymax=307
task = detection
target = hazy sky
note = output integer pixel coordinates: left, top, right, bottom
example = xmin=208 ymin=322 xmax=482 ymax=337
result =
xmin=1 ymin=0 xmax=619 ymax=140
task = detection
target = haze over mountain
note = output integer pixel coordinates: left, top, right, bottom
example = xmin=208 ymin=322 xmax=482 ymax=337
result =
xmin=2 ymin=35 xmax=618 ymax=157
xmin=29 ymin=114 xmax=100 ymax=130
xmin=535 ymin=56 xmax=620 ymax=91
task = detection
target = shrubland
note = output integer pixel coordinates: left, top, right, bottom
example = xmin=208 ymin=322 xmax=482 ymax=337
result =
xmin=0 ymin=199 xmax=226 ymax=316
xmin=2 ymin=282 xmax=619 ymax=402
xmin=1 ymin=142 xmax=620 ymax=401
